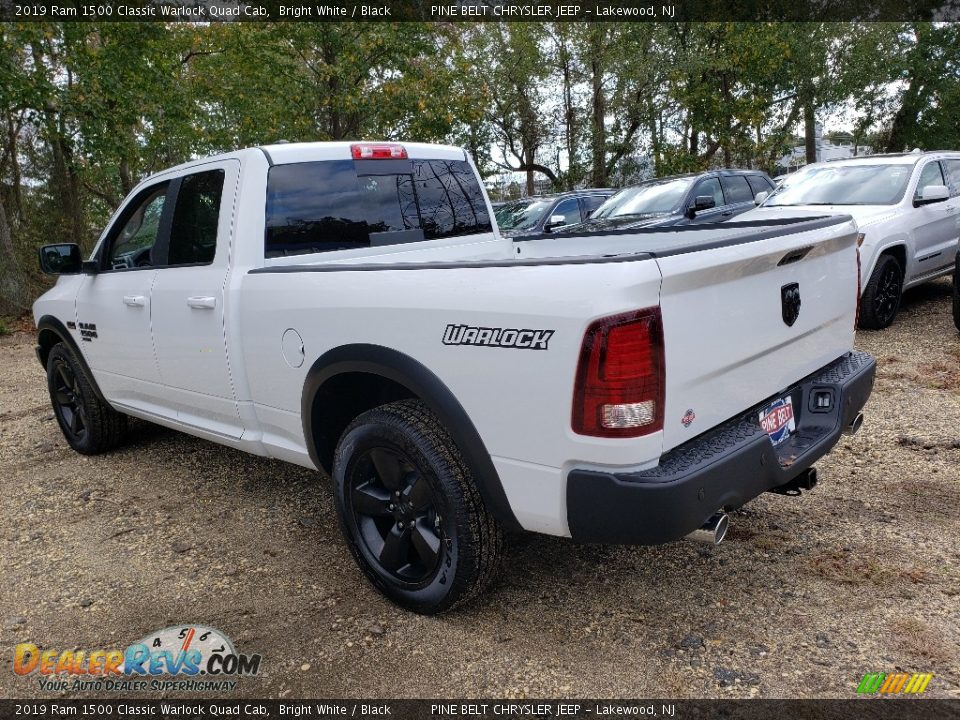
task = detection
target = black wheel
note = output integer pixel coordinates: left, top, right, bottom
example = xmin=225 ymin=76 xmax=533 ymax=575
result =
xmin=859 ymin=254 xmax=903 ymax=330
xmin=333 ymin=399 xmax=504 ymax=614
xmin=46 ymin=343 xmax=127 ymax=455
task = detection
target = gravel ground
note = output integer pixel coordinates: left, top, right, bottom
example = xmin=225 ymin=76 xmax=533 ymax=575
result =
xmin=1 ymin=279 xmax=958 ymax=701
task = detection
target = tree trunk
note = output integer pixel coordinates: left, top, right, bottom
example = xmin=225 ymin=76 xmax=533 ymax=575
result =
xmin=804 ymin=99 xmax=817 ymax=165
xmin=0 ymin=193 xmax=27 ymax=314
xmin=589 ymin=29 xmax=606 ymax=187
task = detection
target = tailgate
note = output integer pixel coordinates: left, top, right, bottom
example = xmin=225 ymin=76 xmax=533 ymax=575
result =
xmin=655 ymin=216 xmax=859 ymax=453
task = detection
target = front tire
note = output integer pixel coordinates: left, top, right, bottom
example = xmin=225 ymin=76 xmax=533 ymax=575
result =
xmin=46 ymin=343 xmax=127 ymax=455
xmin=859 ymin=254 xmax=903 ymax=330
xmin=333 ymin=399 xmax=504 ymax=614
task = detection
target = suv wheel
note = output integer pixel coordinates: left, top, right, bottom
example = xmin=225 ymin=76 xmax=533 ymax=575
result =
xmin=859 ymin=254 xmax=903 ymax=330
xmin=333 ymin=399 xmax=504 ymax=614
xmin=46 ymin=343 xmax=127 ymax=454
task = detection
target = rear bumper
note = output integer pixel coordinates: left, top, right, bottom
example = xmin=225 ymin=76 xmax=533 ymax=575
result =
xmin=566 ymin=351 xmax=876 ymax=545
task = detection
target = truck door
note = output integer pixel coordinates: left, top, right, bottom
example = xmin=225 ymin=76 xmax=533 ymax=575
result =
xmin=149 ymin=161 xmax=243 ymax=439
xmin=74 ymin=181 xmax=169 ymax=412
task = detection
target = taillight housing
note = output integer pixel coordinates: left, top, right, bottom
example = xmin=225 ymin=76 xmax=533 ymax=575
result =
xmin=351 ymin=143 xmax=408 ymax=160
xmin=572 ymin=308 xmax=665 ymax=438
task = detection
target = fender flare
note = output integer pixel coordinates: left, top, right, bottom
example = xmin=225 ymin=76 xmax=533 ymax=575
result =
xmin=861 ymin=238 xmax=908 ymax=289
xmin=35 ymin=314 xmax=110 ymax=406
xmin=301 ymin=343 xmax=522 ymax=532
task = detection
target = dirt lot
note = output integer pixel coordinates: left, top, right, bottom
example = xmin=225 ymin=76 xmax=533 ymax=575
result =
xmin=1 ymin=279 xmax=958 ymax=701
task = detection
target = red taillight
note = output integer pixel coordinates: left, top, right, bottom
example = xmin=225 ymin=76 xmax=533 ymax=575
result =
xmin=572 ymin=308 xmax=665 ymax=438
xmin=351 ymin=143 xmax=408 ymax=160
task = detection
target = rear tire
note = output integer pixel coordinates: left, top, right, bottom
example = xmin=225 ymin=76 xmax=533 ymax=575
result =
xmin=859 ymin=254 xmax=903 ymax=330
xmin=46 ymin=343 xmax=127 ymax=455
xmin=333 ymin=399 xmax=504 ymax=614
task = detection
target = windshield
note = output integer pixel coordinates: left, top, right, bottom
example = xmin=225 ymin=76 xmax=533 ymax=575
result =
xmin=765 ymin=164 xmax=914 ymax=206
xmin=591 ymin=178 xmax=693 ymax=219
xmin=494 ymin=199 xmax=553 ymax=231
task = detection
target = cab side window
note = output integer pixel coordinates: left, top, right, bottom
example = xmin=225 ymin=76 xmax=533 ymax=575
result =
xmin=693 ymin=177 xmax=725 ymax=207
xmin=168 ymin=170 xmax=225 ymax=266
xmin=107 ymin=183 xmax=169 ymax=270
xmin=551 ymin=198 xmax=582 ymax=227
xmin=915 ymin=161 xmax=945 ymax=198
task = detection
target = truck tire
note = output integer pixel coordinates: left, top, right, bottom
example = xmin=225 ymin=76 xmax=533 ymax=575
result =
xmin=859 ymin=254 xmax=903 ymax=330
xmin=332 ymin=399 xmax=504 ymax=614
xmin=46 ymin=343 xmax=127 ymax=455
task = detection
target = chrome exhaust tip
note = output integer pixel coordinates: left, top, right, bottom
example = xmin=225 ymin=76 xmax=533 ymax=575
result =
xmin=685 ymin=512 xmax=729 ymax=545
xmin=844 ymin=412 xmax=864 ymax=436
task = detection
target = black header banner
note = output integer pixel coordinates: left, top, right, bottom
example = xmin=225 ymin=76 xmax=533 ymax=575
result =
xmin=1 ymin=0 xmax=959 ymax=22
xmin=2 ymin=699 xmax=960 ymax=720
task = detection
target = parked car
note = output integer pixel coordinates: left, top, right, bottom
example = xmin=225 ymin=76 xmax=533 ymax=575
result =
xmin=34 ymin=141 xmax=873 ymax=614
xmin=564 ymin=169 xmax=775 ymax=233
xmin=494 ymin=189 xmax=614 ymax=238
xmin=743 ymin=152 xmax=960 ymax=329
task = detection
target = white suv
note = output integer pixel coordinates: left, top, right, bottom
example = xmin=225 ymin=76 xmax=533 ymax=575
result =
xmin=742 ymin=152 xmax=960 ymax=329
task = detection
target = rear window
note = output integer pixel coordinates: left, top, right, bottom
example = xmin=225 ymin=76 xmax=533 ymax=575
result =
xmin=265 ymin=159 xmax=491 ymax=258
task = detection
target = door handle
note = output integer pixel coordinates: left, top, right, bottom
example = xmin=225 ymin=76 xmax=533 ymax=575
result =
xmin=123 ymin=295 xmax=146 ymax=307
xmin=187 ymin=296 xmax=217 ymax=310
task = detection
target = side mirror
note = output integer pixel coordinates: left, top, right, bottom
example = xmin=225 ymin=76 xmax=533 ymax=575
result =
xmin=38 ymin=244 xmax=83 ymax=275
xmin=754 ymin=191 xmax=770 ymax=205
xmin=687 ymin=195 xmax=716 ymax=218
xmin=915 ymin=184 xmax=949 ymax=206
xmin=544 ymin=214 xmax=567 ymax=232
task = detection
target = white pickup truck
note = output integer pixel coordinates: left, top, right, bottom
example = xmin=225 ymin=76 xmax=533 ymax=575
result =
xmin=34 ymin=142 xmax=875 ymax=613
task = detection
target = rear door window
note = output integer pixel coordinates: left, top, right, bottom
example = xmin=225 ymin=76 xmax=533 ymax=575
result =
xmin=943 ymin=159 xmax=960 ymax=197
xmin=581 ymin=194 xmax=608 ymax=217
xmin=265 ymin=158 xmax=491 ymax=258
xmin=720 ymin=175 xmax=753 ymax=204
xmin=168 ymin=170 xmax=225 ymax=266
xmin=746 ymin=174 xmax=774 ymax=196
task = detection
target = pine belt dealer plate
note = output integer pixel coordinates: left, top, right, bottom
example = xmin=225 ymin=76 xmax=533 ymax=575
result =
xmin=759 ymin=396 xmax=796 ymax=445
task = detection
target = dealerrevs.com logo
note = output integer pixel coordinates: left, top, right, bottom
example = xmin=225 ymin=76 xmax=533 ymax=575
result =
xmin=14 ymin=625 xmax=261 ymax=693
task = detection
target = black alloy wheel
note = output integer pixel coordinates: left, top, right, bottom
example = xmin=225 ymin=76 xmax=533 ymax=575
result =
xmin=333 ymin=399 xmax=504 ymax=614
xmin=873 ymin=261 xmax=901 ymax=326
xmin=859 ymin=254 xmax=903 ymax=330
xmin=50 ymin=353 xmax=88 ymax=443
xmin=347 ymin=447 xmax=444 ymax=584
xmin=45 ymin=343 xmax=127 ymax=455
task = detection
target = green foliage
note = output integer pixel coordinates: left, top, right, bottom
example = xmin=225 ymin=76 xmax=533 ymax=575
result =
xmin=1 ymin=21 xmax=958 ymax=313
xmin=0 ymin=317 xmax=9 ymax=336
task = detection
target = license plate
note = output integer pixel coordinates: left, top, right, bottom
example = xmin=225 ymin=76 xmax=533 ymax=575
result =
xmin=759 ymin=396 xmax=796 ymax=445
